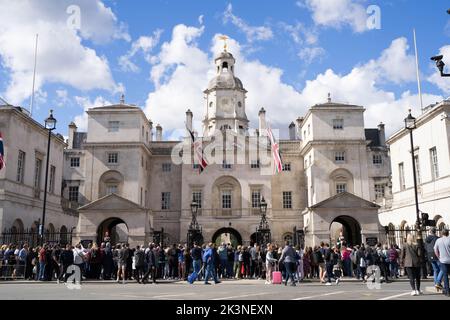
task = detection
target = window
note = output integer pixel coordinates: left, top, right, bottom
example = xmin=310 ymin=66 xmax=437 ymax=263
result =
xmin=398 ymin=163 xmax=405 ymax=191
xmin=336 ymin=183 xmax=347 ymax=194
xmin=49 ymin=165 xmax=56 ymax=193
xmin=305 ymin=159 xmax=308 ymax=168
xmin=430 ymin=147 xmax=439 ymax=180
xmin=68 ymin=186 xmax=79 ymax=202
xmin=141 ymin=156 xmax=144 ymax=167
xmin=333 ymin=119 xmax=344 ymax=130
xmin=162 ymin=163 xmax=172 ymax=172
xmin=146 ymin=131 xmax=149 ymax=142
xmin=374 ymin=184 xmax=385 ymax=200
xmin=108 ymin=121 xmax=119 ymax=132
xmin=34 ymin=158 xmax=42 ymax=198
xmin=193 ymin=163 xmax=200 ymax=170
xmin=222 ymin=161 xmax=232 ymax=169
xmin=222 ymin=190 xmax=232 ymax=209
xmin=309 ymin=155 xmax=312 ymax=166
xmin=303 ymin=130 xmax=306 ymax=138
xmin=282 ymin=163 xmax=291 ymax=171
xmin=307 ymin=124 xmax=311 ymax=135
xmin=161 ymin=192 xmax=171 ymax=210
xmin=16 ymin=150 xmax=25 ymax=183
xmin=142 ymin=126 xmax=144 ymax=137
xmin=250 ymin=160 xmax=260 ymax=169
xmin=282 ymin=191 xmax=292 ymax=209
xmin=192 ymin=191 xmax=202 ymax=209
xmin=106 ymin=185 xmax=118 ymax=195
xmin=414 ymin=155 xmax=421 ymax=184
xmin=140 ymin=187 xmax=143 ymax=206
xmin=251 ymin=190 xmax=261 ymax=209
xmin=108 ymin=152 xmax=118 ymax=164
xmin=70 ymin=157 xmax=80 ymax=168
xmin=373 ymin=154 xmax=382 ymax=165
xmin=334 ymin=151 xmax=345 ymax=162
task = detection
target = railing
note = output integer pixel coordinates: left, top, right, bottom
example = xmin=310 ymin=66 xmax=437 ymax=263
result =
xmin=0 ymin=228 xmax=73 ymax=247
xmin=384 ymin=225 xmax=449 ymax=248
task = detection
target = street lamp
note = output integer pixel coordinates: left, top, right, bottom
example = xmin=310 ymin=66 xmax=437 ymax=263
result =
xmin=40 ymin=110 xmax=56 ymax=245
xmin=404 ymin=110 xmax=424 ymax=252
xmin=255 ymin=197 xmax=271 ymax=247
xmin=187 ymin=200 xmax=202 ymax=248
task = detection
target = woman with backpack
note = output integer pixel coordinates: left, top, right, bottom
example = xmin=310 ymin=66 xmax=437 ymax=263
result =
xmin=401 ymin=234 xmax=423 ymax=296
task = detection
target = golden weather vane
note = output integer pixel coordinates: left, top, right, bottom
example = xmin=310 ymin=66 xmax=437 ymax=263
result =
xmin=218 ymin=35 xmax=228 ymax=52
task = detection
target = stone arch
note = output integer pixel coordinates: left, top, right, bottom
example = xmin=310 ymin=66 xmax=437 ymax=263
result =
xmin=212 ymin=227 xmax=242 ymax=247
xmin=282 ymin=232 xmax=294 ymax=244
xmin=211 ymin=175 xmax=242 ymax=215
xmin=329 ymin=168 xmax=354 ymax=196
xmin=98 ymin=170 xmax=124 ymax=198
xmin=330 ymin=215 xmax=361 ymax=247
xmin=11 ymin=219 xmax=24 ymax=233
xmin=47 ymin=223 xmax=55 ymax=233
xmin=97 ymin=217 xmax=129 ymax=245
xmin=387 ymin=223 xmax=396 ymax=246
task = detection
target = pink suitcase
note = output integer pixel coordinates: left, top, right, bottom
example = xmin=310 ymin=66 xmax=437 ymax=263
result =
xmin=272 ymin=264 xmax=282 ymax=284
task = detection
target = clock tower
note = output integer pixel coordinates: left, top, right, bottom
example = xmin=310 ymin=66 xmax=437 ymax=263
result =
xmin=203 ymin=50 xmax=249 ymax=136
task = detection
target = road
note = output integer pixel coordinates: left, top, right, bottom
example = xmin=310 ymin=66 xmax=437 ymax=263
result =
xmin=0 ymin=279 xmax=447 ymax=300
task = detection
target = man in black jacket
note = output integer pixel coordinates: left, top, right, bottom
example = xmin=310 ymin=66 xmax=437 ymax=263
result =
xmin=59 ymin=244 xmax=74 ymax=283
xmin=425 ymin=227 xmax=441 ymax=290
xmin=142 ymin=244 xmax=157 ymax=284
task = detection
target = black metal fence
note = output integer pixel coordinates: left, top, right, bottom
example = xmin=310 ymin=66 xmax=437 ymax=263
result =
xmin=384 ymin=225 xmax=449 ymax=248
xmin=0 ymin=228 xmax=73 ymax=247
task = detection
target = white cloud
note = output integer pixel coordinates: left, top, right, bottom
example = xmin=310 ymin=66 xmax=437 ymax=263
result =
xmin=143 ymin=24 xmax=442 ymax=140
xmin=55 ymin=89 xmax=69 ymax=107
xmin=198 ymin=15 xmax=204 ymax=25
xmin=298 ymin=47 xmax=326 ymax=64
xmin=119 ymin=29 xmax=163 ymax=72
xmin=74 ymin=95 xmax=111 ymax=131
xmin=428 ymin=45 xmax=450 ymax=94
xmin=298 ymin=0 xmax=369 ymax=33
xmin=223 ymin=4 xmax=273 ymax=42
xmin=0 ymin=0 xmax=125 ymax=105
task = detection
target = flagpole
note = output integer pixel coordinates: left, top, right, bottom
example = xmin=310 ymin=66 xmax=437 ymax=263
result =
xmin=30 ymin=33 xmax=39 ymax=117
xmin=413 ymin=29 xmax=424 ymax=112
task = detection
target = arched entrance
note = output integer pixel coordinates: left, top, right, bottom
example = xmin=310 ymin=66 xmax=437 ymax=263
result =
xmin=97 ymin=218 xmax=129 ymax=245
xmin=330 ymin=215 xmax=362 ymax=247
xmin=212 ymin=228 xmax=242 ymax=248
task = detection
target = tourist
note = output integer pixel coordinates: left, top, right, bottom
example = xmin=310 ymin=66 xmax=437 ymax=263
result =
xmin=116 ymin=243 xmax=128 ymax=284
xmin=73 ymin=243 xmax=85 ymax=282
xmin=279 ymin=241 xmax=297 ymax=286
xmin=388 ymin=244 xmax=399 ymax=278
xmin=226 ymin=244 xmax=234 ymax=278
xmin=295 ymin=245 xmax=304 ymax=282
xmin=234 ymin=245 xmax=241 ymax=279
xmin=133 ymin=245 xmax=145 ymax=283
xmin=102 ymin=242 xmax=114 ymax=280
xmin=203 ymin=243 xmax=220 ymax=285
xmin=401 ymin=234 xmax=422 ymax=296
xmin=59 ymin=244 xmax=74 ymax=282
xmin=265 ymin=243 xmax=277 ymax=284
xmin=191 ymin=242 xmax=203 ymax=281
xmin=425 ymin=227 xmax=441 ymax=291
xmin=218 ymin=243 xmax=228 ymax=279
xmin=38 ymin=244 xmax=46 ymax=281
xmin=318 ymin=243 xmax=326 ymax=283
xmin=434 ymin=229 xmax=450 ymax=297
xmin=142 ymin=243 xmax=157 ymax=284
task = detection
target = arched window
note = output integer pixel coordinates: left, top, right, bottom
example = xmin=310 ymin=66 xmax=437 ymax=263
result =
xmin=99 ymin=170 xmax=124 ymax=198
xmin=283 ymin=233 xmax=293 ymax=244
xmin=329 ymin=168 xmax=354 ymax=196
xmin=238 ymin=101 xmax=242 ymax=108
xmin=209 ymin=101 xmax=214 ymax=108
xmin=387 ymin=223 xmax=396 ymax=246
xmin=222 ymin=62 xmax=228 ymax=71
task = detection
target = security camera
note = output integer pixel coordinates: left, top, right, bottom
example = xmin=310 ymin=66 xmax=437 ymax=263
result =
xmin=431 ymin=54 xmax=450 ymax=77
xmin=431 ymin=55 xmax=443 ymax=61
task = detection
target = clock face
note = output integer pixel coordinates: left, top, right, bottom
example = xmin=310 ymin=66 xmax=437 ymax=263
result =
xmin=221 ymin=98 xmax=233 ymax=113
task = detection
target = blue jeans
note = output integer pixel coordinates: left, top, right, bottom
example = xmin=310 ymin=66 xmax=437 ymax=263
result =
xmin=343 ymin=259 xmax=351 ymax=277
xmin=431 ymin=260 xmax=441 ymax=285
xmin=204 ymin=263 xmax=219 ymax=284
xmin=193 ymin=259 xmax=202 ymax=279
xmin=389 ymin=261 xmax=399 ymax=277
xmin=38 ymin=262 xmax=46 ymax=280
xmin=439 ymin=263 xmax=449 ymax=294
xmin=285 ymin=262 xmax=296 ymax=285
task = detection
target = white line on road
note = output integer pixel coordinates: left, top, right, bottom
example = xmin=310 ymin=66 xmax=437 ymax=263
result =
xmin=378 ymin=292 xmax=411 ymax=300
xmin=150 ymin=293 xmax=196 ymax=299
xmin=292 ymin=291 xmax=346 ymax=300
xmin=212 ymin=293 xmax=271 ymax=300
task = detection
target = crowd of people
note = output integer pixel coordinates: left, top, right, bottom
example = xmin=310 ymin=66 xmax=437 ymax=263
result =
xmin=0 ymin=228 xmax=449 ymax=297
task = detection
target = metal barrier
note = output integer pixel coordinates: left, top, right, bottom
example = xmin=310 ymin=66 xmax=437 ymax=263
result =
xmin=1 ymin=228 xmax=73 ymax=247
xmin=0 ymin=260 xmax=27 ymax=280
xmin=384 ymin=225 xmax=449 ymax=248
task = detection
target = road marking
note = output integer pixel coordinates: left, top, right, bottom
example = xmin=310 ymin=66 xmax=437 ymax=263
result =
xmin=150 ymin=293 xmax=196 ymax=299
xmin=212 ymin=292 xmax=271 ymax=300
xmin=292 ymin=291 xmax=346 ymax=300
xmin=378 ymin=292 xmax=411 ymax=300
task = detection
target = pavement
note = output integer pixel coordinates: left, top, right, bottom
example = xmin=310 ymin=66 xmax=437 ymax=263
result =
xmin=0 ymin=278 xmax=448 ymax=300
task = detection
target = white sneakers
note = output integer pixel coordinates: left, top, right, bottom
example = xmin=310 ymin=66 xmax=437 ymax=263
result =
xmin=264 ymin=281 xmax=271 ymax=285
xmin=335 ymin=278 xmax=340 ymax=285
xmin=411 ymin=290 xmax=423 ymax=296
xmin=325 ymin=282 xmax=332 ymax=286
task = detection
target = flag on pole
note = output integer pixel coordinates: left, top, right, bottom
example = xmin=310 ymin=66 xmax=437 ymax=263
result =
xmin=0 ymin=132 xmax=5 ymax=170
xmin=267 ymin=125 xmax=283 ymax=174
xmin=187 ymin=126 xmax=208 ymax=173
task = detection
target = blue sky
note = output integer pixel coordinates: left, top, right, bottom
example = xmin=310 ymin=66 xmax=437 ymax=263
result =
xmin=0 ymin=0 xmax=449 ymax=139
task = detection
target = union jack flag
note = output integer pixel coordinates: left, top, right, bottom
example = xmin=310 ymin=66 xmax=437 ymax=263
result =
xmin=187 ymin=126 xmax=208 ymax=173
xmin=267 ymin=125 xmax=282 ymax=174
xmin=0 ymin=132 xmax=4 ymax=171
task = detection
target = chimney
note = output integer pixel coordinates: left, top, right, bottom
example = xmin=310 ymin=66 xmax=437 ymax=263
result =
xmin=68 ymin=122 xmax=77 ymax=149
xmin=258 ymin=108 xmax=266 ymax=136
xmin=148 ymin=120 xmax=153 ymax=142
xmin=156 ymin=124 xmax=162 ymax=141
xmin=296 ymin=117 xmax=304 ymax=140
xmin=289 ymin=122 xmax=296 ymax=140
xmin=378 ymin=122 xmax=386 ymax=146
xmin=186 ymin=109 xmax=193 ymax=132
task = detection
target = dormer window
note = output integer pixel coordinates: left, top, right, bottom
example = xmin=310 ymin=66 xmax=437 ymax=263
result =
xmin=222 ymin=62 xmax=228 ymax=72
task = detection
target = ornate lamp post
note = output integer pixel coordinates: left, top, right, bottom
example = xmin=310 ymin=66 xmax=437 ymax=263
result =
xmin=255 ymin=197 xmax=271 ymax=247
xmin=404 ymin=110 xmax=425 ymax=253
xmin=187 ymin=200 xmax=203 ymax=248
xmin=40 ymin=110 xmax=56 ymax=245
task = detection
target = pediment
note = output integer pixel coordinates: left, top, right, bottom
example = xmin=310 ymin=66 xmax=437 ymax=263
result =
xmin=311 ymin=192 xmax=379 ymax=209
xmin=78 ymin=193 xmax=145 ymax=211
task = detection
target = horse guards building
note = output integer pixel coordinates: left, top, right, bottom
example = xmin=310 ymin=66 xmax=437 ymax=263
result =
xmin=1 ymin=49 xmax=449 ymax=248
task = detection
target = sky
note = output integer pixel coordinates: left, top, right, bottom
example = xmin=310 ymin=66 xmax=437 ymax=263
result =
xmin=0 ymin=0 xmax=449 ymax=140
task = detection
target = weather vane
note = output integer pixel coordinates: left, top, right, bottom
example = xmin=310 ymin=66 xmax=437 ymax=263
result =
xmin=219 ymin=35 xmax=229 ymax=52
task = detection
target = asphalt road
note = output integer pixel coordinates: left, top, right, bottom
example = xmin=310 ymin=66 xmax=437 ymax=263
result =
xmin=0 ymin=279 xmax=447 ymax=300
